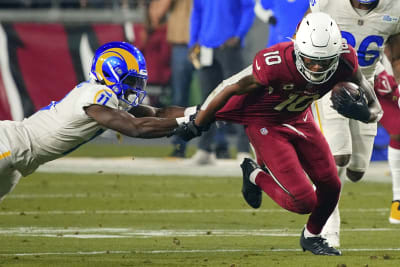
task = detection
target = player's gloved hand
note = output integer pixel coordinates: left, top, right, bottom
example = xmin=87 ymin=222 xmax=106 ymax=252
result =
xmin=374 ymin=70 xmax=398 ymax=97
xmin=330 ymin=87 xmax=371 ymax=123
xmin=173 ymin=120 xmax=203 ymax=142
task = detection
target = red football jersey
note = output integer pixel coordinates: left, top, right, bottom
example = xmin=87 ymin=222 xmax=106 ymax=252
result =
xmin=215 ymin=42 xmax=358 ymax=126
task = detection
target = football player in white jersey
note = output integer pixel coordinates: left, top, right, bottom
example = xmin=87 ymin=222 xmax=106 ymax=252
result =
xmin=308 ymin=0 xmax=400 ymax=247
xmin=0 ymin=41 xmax=195 ymax=202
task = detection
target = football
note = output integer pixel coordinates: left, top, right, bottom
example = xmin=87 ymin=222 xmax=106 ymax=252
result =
xmin=332 ymin=81 xmax=360 ymax=100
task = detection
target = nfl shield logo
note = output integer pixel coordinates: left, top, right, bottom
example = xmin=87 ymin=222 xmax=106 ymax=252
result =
xmin=260 ymin=128 xmax=268 ymax=135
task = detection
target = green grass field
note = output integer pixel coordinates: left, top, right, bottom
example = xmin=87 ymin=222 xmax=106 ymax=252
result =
xmin=0 ymin=145 xmax=399 ymax=266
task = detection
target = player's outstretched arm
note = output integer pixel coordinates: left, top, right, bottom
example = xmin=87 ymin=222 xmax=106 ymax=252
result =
xmin=195 ymin=73 xmax=263 ymax=128
xmin=128 ymin=105 xmax=186 ymax=119
xmin=84 ymin=104 xmax=178 ymax=138
xmin=386 ymin=33 xmax=400 ymax=83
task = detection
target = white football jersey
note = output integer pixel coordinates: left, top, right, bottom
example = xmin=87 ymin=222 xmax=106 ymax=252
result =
xmin=310 ymin=0 xmax=400 ymax=81
xmin=0 ymin=81 xmax=120 ymax=176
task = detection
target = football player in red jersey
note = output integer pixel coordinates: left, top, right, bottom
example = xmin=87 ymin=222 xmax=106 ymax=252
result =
xmin=174 ymin=12 xmax=382 ymax=255
xmin=374 ymin=55 xmax=400 ymax=224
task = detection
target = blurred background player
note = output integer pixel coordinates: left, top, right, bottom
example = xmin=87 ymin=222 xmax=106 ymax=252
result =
xmin=187 ymin=0 xmax=254 ymax=164
xmin=0 ymin=41 xmax=192 ymax=202
xmin=374 ymin=52 xmax=400 ymax=224
xmin=256 ymin=0 xmax=309 ymax=47
xmin=174 ymin=12 xmax=382 ymax=255
xmin=148 ymin=0 xmax=196 ymax=158
xmin=309 ymin=0 xmax=400 ymax=247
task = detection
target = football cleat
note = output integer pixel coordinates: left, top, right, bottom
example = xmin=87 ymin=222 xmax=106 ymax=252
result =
xmin=322 ymin=231 xmax=340 ymax=248
xmin=188 ymin=149 xmax=216 ymax=165
xmin=240 ymin=158 xmax=262 ymax=209
xmin=300 ymin=229 xmax=342 ymax=256
xmin=389 ymin=200 xmax=400 ymax=224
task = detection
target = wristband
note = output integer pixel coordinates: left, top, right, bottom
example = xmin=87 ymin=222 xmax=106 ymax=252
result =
xmin=176 ymin=116 xmax=190 ymax=125
xmin=184 ymin=106 xmax=198 ymax=117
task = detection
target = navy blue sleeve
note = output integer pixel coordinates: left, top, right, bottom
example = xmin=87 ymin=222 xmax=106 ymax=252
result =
xmin=188 ymin=0 xmax=202 ymax=48
xmin=236 ymin=0 xmax=255 ymax=41
xmin=261 ymin=0 xmax=274 ymax=10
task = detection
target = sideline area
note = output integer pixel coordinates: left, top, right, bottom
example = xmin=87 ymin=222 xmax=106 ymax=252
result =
xmin=37 ymin=157 xmax=392 ymax=183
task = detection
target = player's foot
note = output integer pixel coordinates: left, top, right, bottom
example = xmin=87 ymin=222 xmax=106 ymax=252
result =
xmin=300 ymin=228 xmax=341 ymax=256
xmin=322 ymin=231 xmax=340 ymax=248
xmin=188 ymin=149 xmax=216 ymax=165
xmin=240 ymin=158 xmax=262 ymax=209
xmin=215 ymin=145 xmax=230 ymax=159
xmin=389 ymin=200 xmax=400 ymax=224
xmin=169 ymin=147 xmax=185 ymax=158
xmin=236 ymin=152 xmax=252 ymax=163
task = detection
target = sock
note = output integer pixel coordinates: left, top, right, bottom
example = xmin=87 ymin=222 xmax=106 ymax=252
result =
xmin=388 ymin=146 xmax=400 ymax=201
xmin=250 ymin=169 xmax=262 ymax=185
xmin=337 ymin=166 xmax=346 ymax=182
xmin=321 ymin=165 xmax=344 ymax=238
xmin=304 ymin=225 xmax=319 ymax=238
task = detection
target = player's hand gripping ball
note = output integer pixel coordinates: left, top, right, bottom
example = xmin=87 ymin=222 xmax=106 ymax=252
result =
xmin=330 ymin=81 xmax=371 ymax=123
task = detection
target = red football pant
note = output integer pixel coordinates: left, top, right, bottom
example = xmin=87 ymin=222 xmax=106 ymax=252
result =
xmin=246 ymin=113 xmax=341 ymax=234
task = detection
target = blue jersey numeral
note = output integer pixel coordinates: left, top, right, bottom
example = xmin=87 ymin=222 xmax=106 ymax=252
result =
xmin=341 ymin=31 xmax=384 ymax=67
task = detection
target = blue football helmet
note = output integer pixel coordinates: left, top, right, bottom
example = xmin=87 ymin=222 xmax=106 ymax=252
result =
xmin=91 ymin=41 xmax=148 ymax=107
xmin=358 ymin=0 xmax=377 ymax=4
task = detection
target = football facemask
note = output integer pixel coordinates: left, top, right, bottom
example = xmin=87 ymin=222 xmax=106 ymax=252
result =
xmin=296 ymin=53 xmax=339 ymax=83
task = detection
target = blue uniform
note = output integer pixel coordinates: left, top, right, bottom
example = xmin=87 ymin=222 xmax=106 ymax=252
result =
xmin=189 ymin=0 xmax=254 ymax=48
xmin=261 ymin=0 xmax=309 ymax=47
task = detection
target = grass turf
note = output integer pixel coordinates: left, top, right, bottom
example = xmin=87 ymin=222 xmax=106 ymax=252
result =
xmin=0 ymin=169 xmax=398 ymax=266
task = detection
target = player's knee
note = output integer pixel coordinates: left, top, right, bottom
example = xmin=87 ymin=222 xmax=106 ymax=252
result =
xmin=389 ymin=136 xmax=400 ymax=149
xmin=346 ymin=168 xmax=364 ymax=182
xmin=334 ymin=154 xmax=350 ymax=167
xmin=290 ymin=190 xmax=317 ymax=214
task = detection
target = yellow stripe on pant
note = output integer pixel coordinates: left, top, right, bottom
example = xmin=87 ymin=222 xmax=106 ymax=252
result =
xmin=0 ymin=151 xmax=11 ymax=160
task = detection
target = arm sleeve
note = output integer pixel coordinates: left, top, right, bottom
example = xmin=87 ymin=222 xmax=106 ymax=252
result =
xmin=252 ymin=50 xmax=271 ymax=86
xmin=188 ymin=0 xmax=201 ymax=47
xmin=235 ymin=0 xmax=256 ymax=40
xmin=260 ymin=0 xmax=274 ymax=10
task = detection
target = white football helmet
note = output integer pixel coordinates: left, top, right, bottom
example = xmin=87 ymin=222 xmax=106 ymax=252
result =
xmin=293 ymin=12 xmax=342 ymax=84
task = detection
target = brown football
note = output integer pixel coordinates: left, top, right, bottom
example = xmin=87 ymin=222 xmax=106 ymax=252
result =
xmin=332 ymin=81 xmax=360 ymax=99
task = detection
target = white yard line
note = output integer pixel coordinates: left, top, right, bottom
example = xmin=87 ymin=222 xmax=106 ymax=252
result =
xmin=0 ymin=227 xmax=397 ymax=239
xmin=0 ymin=208 xmax=389 ymax=216
xmin=2 ymin=247 xmax=400 ymax=257
xmin=36 ymin=157 xmax=392 ymax=182
xmin=6 ymin=192 xmax=241 ymax=199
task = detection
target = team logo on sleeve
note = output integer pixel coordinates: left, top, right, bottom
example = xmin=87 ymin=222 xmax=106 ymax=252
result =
xmin=94 ymin=89 xmax=114 ymax=106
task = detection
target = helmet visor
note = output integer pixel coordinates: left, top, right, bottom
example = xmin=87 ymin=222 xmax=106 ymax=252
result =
xmin=358 ymin=0 xmax=377 ymax=4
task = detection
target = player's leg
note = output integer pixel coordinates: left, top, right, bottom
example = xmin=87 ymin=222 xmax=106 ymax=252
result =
xmin=388 ymin=137 xmax=400 ymax=224
xmin=189 ymin=60 xmax=222 ymax=164
xmin=376 ymin=94 xmax=400 ymax=224
xmin=0 ymin=149 xmax=22 ymax=202
xmin=347 ymin=120 xmax=376 ymax=182
xmin=295 ymin=117 xmax=341 ymax=255
xmin=245 ymin=124 xmax=318 ymax=214
xmin=245 ymin=118 xmax=341 ymax=255
xmin=311 ymin=95 xmax=352 ymax=247
xmin=295 ymin=117 xmax=341 ymax=235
